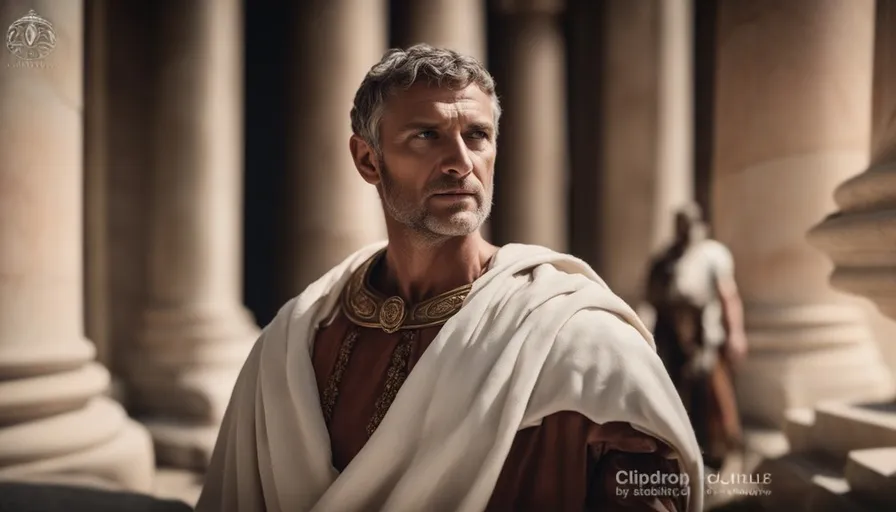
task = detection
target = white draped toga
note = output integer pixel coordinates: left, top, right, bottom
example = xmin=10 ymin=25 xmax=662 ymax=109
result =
xmin=196 ymin=242 xmax=704 ymax=512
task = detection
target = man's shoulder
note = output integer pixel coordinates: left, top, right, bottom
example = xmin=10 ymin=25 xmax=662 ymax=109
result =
xmin=696 ymin=239 xmax=734 ymax=271
xmin=493 ymin=245 xmax=602 ymax=282
xmin=490 ymin=247 xmax=650 ymax=336
xmin=533 ymin=307 xmax=659 ymax=389
xmin=697 ymin=238 xmax=731 ymax=256
xmin=557 ymin=308 xmax=652 ymax=351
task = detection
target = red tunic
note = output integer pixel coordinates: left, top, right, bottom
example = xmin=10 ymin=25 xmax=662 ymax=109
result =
xmin=312 ymin=308 xmax=686 ymax=511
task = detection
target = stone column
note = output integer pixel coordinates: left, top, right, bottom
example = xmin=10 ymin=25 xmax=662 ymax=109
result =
xmin=772 ymin=4 xmax=896 ymax=496
xmin=491 ymin=0 xmax=568 ymax=251
xmin=810 ymin=1 xmax=896 ymax=371
xmin=810 ymin=0 xmax=896 ymax=322
xmin=712 ymin=0 xmax=894 ymax=426
xmin=0 ymin=1 xmax=153 ymax=490
xmin=598 ymin=0 xmax=694 ymax=307
xmin=283 ymin=1 xmax=388 ymax=300
xmin=392 ymin=0 xmax=486 ymax=61
xmin=126 ymin=0 xmax=260 ymax=470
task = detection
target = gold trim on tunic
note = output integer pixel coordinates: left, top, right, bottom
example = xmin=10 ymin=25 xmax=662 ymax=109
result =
xmin=366 ymin=329 xmax=416 ymax=437
xmin=320 ymin=325 xmax=359 ymax=426
xmin=342 ymin=250 xmax=472 ymax=333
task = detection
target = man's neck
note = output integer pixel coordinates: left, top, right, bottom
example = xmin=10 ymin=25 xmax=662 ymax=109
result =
xmin=374 ymin=231 xmax=498 ymax=304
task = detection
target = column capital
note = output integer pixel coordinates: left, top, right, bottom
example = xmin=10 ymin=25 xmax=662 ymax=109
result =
xmin=493 ymin=0 xmax=564 ymax=16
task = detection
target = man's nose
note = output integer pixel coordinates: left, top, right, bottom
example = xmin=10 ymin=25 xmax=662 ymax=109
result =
xmin=439 ymin=136 xmax=474 ymax=177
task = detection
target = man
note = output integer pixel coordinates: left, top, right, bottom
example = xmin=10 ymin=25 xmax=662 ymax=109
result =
xmin=646 ymin=203 xmax=747 ymax=470
xmin=197 ymin=44 xmax=702 ymax=511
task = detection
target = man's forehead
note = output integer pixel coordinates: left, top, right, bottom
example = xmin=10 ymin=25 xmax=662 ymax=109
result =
xmin=384 ymin=83 xmax=494 ymax=121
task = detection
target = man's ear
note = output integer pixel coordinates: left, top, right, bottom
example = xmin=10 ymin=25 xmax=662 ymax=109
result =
xmin=349 ymin=135 xmax=381 ymax=186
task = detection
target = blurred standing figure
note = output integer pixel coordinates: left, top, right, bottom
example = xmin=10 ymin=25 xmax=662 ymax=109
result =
xmin=646 ymin=203 xmax=747 ymax=469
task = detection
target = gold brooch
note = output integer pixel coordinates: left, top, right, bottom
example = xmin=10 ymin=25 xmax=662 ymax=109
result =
xmin=379 ymin=296 xmax=406 ymax=333
xmin=342 ymin=250 xmax=472 ymax=332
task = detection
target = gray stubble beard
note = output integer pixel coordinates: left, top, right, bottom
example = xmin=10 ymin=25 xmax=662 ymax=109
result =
xmin=378 ymin=164 xmax=493 ymax=243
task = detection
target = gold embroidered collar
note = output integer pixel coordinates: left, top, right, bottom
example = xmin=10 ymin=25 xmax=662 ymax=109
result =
xmin=342 ymin=250 xmax=473 ymax=333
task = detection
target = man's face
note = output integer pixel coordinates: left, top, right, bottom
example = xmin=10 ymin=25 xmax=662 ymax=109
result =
xmin=371 ymin=83 xmax=496 ymax=239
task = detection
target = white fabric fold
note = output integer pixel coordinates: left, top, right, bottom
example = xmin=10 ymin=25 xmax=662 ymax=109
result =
xmin=196 ymin=241 xmax=704 ymax=512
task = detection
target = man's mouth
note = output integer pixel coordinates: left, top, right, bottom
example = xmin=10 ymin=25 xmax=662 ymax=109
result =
xmin=432 ymin=190 xmax=476 ymax=196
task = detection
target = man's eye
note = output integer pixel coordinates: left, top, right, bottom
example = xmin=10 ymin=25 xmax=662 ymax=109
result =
xmin=469 ymin=131 xmax=489 ymax=140
xmin=415 ymin=130 xmax=438 ymax=139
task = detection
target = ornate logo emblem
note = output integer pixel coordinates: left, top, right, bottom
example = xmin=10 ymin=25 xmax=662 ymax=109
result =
xmin=6 ymin=10 xmax=56 ymax=61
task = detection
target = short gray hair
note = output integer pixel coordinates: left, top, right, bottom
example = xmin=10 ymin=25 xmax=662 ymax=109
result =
xmin=350 ymin=44 xmax=501 ymax=155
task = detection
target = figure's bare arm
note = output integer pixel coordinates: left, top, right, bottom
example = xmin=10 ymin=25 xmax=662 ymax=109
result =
xmin=716 ymin=274 xmax=747 ymax=363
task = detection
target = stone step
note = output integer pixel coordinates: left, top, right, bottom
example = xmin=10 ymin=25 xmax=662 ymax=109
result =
xmin=844 ymin=447 xmax=896 ymax=507
xmin=735 ymin=345 xmax=894 ymax=426
xmin=810 ymin=401 xmax=896 ymax=461
xmin=759 ymin=451 xmax=834 ymax=510
xmin=740 ymin=425 xmax=789 ymax=478
xmin=152 ymin=468 xmax=203 ymax=508
xmin=759 ymin=451 xmax=878 ymax=512
xmin=806 ymin=473 xmax=877 ymax=512
xmin=783 ymin=407 xmax=814 ymax=453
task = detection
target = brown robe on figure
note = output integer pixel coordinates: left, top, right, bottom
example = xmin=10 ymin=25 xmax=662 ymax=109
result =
xmin=647 ymin=238 xmax=743 ymax=469
xmin=312 ymin=249 xmax=686 ymax=511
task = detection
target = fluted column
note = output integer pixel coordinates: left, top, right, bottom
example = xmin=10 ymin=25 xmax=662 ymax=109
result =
xmin=597 ymin=0 xmax=694 ymax=306
xmin=491 ymin=0 xmax=567 ymax=251
xmin=283 ymin=1 xmax=387 ymax=300
xmin=712 ymin=0 xmax=894 ymax=426
xmin=126 ymin=0 xmax=260 ymax=470
xmin=0 ymin=1 xmax=153 ymax=490
xmin=393 ymin=0 xmax=486 ymax=60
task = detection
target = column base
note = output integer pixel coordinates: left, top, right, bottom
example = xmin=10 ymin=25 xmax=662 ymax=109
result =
xmin=736 ymin=304 xmax=896 ymax=427
xmin=128 ymin=304 xmax=258 ymax=472
xmin=127 ymin=302 xmax=259 ymax=422
xmin=808 ymin=162 xmax=896 ymax=320
xmin=0 ymin=400 xmax=155 ymax=493
xmin=144 ymin=419 xmax=220 ymax=472
xmin=737 ymin=344 xmax=895 ymax=427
